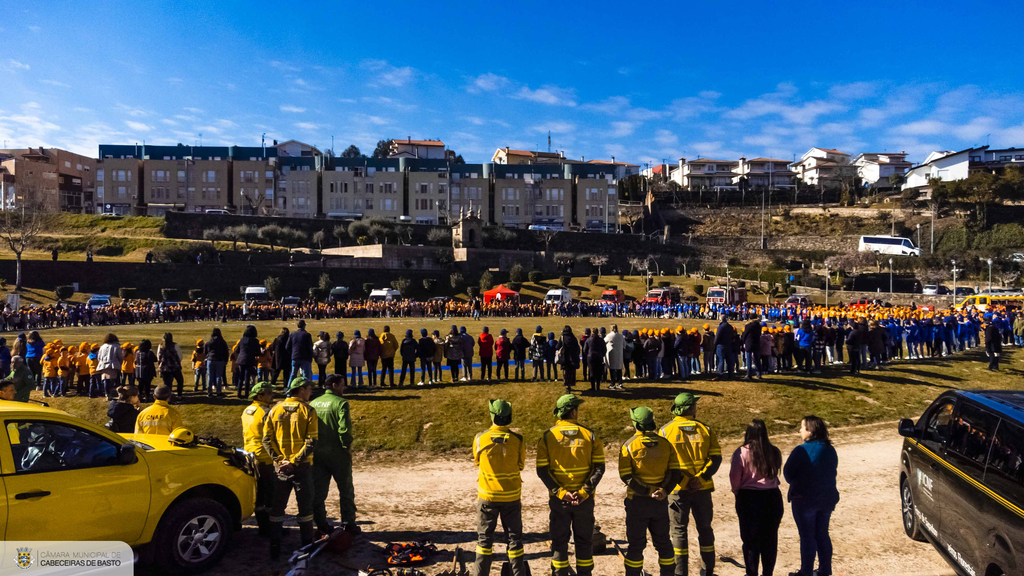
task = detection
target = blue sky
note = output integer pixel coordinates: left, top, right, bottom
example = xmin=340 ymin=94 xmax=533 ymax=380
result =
xmin=2 ymin=1 xmax=1024 ymax=165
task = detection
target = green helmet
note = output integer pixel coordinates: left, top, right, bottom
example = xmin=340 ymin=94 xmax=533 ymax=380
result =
xmin=249 ymin=380 xmax=273 ymax=400
xmin=629 ymin=406 xmax=656 ymax=432
xmin=287 ymin=377 xmax=312 ymax=394
xmin=553 ymin=394 xmax=584 ymax=418
xmin=489 ymin=399 xmax=512 ymax=419
xmin=672 ymin=392 xmax=701 ymax=415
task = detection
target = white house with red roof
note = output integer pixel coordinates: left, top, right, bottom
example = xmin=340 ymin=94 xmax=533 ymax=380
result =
xmin=790 ymin=147 xmax=850 ymax=186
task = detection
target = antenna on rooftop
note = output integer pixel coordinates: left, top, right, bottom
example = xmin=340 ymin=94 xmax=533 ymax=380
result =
xmin=548 ymin=131 xmax=551 ymax=153
xmin=198 ymin=133 xmax=203 ymax=147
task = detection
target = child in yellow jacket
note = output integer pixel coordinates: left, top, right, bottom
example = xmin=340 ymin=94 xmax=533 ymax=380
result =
xmin=76 ymin=342 xmax=91 ymax=394
xmin=192 ymin=339 xmax=207 ymax=392
xmin=57 ymin=346 xmax=74 ymax=397
xmin=42 ymin=345 xmax=60 ymax=398
xmin=121 ymin=343 xmax=136 ymax=387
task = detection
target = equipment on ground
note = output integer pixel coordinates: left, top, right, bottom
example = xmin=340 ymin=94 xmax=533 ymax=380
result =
xmin=285 ymin=528 xmax=352 ymax=576
xmin=436 ymin=547 xmax=470 ymax=576
xmin=385 ymin=540 xmax=438 ymax=566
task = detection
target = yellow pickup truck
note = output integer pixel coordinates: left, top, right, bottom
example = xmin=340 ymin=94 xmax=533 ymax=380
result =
xmin=0 ymin=401 xmax=256 ymax=573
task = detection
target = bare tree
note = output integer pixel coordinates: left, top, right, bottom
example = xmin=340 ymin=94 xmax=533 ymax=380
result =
xmin=646 ymin=254 xmax=661 ymax=276
xmin=620 ymin=206 xmax=645 ymax=234
xmin=533 ymin=229 xmax=558 ymax=253
xmin=240 ymin=189 xmax=268 ymax=215
xmin=589 ymin=255 xmax=609 ymax=277
xmin=0 ymin=205 xmax=45 ymax=291
xmin=332 ymin=225 xmax=348 ymax=247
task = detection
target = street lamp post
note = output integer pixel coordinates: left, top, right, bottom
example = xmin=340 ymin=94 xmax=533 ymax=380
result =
xmin=825 ymin=264 xmax=831 ymax=308
xmin=916 ymin=223 xmax=921 ymax=250
xmin=987 ymin=258 xmax=993 ymax=292
xmin=726 ymin=264 xmax=731 ymax=287
xmin=889 ymin=258 xmax=894 ymax=295
xmin=951 ymin=259 xmax=959 ymax=307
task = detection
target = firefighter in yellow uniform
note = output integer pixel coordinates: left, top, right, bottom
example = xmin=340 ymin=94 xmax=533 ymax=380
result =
xmin=262 ymin=377 xmax=318 ymax=559
xmin=241 ymin=380 xmax=275 ymax=537
xmin=536 ymin=394 xmax=605 ymax=576
xmin=619 ymin=407 xmax=681 ymax=576
xmin=473 ymin=399 xmax=527 ymax=576
xmin=660 ymin=393 xmax=722 ymax=576
xmin=134 ymin=385 xmax=183 ymax=435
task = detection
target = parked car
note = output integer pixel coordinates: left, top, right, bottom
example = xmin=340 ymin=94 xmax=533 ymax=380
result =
xmin=922 ymin=285 xmax=949 ymax=295
xmin=281 ymin=296 xmax=301 ymax=308
xmin=0 ymin=402 xmax=255 ymax=572
xmin=87 ymin=294 xmax=112 ymax=309
xmin=898 ymin=390 xmax=1024 ymax=576
xmin=953 ymin=287 xmax=974 ymax=296
xmin=1010 ymin=252 xmax=1024 ymax=263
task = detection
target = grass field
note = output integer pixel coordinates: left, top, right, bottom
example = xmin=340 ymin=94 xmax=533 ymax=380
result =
xmin=32 ymin=316 xmax=1022 ymax=454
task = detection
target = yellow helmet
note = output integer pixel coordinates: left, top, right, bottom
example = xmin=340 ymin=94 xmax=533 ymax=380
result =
xmin=168 ymin=427 xmax=195 ymax=447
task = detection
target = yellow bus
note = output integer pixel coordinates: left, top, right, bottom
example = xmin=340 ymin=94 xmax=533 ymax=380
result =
xmin=954 ymin=294 xmax=1024 ymax=312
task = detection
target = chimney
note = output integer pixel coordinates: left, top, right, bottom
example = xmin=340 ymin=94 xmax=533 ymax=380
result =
xmin=611 ymin=156 xmax=615 ymax=163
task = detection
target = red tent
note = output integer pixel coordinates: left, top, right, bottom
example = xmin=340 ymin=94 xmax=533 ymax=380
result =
xmin=483 ymin=284 xmax=520 ymax=304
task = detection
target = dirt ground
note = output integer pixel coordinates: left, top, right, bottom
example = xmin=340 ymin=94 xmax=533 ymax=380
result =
xmin=213 ymin=421 xmax=954 ymax=576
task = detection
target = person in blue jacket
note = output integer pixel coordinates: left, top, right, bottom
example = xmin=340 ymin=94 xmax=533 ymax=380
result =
xmin=783 ymin=415 xmax=839 ymax=576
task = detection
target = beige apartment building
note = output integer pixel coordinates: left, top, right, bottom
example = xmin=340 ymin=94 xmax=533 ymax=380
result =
xmin=450 ymin=164 xmax=490 ymax=224
xmin=407 ymin=164 xmax=449 ymax=224
xmin=274 ymin=158 xmax=318 ymax=218
xmin=734 ymin=157 xmax=796 ymax=189
xmin=573 ymin=164 xmax=618 ymax=232
xmin=0 ymin=147 xmax=97 ymax=212
xmin=323 ymin=159 xmax=403 ymax=221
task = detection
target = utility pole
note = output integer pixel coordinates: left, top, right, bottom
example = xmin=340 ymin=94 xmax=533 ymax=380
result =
xmin=930 ymin=206 xmax=935 ymax=254
xmin=889 ymin=258 xmax=894 ymax=295
xmin=951 ymin=259 xmax=960 ymax=308
xmin=825 ymin=264 xmax=831 ymax=308
xmin=987 ymin=258 xmax=993 ymax=292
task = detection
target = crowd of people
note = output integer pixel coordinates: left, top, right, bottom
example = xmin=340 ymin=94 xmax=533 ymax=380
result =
xmin=0 ymin=301 xmax=1018 ymax=405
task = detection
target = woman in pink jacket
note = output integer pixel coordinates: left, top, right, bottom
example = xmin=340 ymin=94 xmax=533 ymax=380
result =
xmin=730 ymin=419 xmax=784 ymax=576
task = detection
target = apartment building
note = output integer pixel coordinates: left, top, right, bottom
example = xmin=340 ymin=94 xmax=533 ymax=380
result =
xmin=232 ymin=146 xmax=277 ymax=215
xmin=573 ymin=163 xmax=618 ymax=232
xmin=903 ymin=145 xmax=1024 ymax=190
xmin=0 ymin=147 xmax=97 ymax=212
xmin=96 ymin=145 xmax=142 ymax=215
xmin=451 ymin=164 xmax=490 ymax=224
xmin=853 ymin=152 xmax=912 ymax=189
xmin=407 ymin=159 xmax=449 ymax=224
xmin=389 ymin=138 xmax=445 ymax=160
xmin=734 ymin=158 xmax=796 ymax=189
xmin=680 ymin=158 xmax=739 ymax=190
xmin=491 ymin=147 xmax=564 ymax=165
xmin=493 ymin=164 xmax=568 ymax=229
xmin=587 ymin=158 xmax=640 ymax=179
xmin=791 ymin=147 xmax=850 ymax=186
xmin=274 ymin=157 xmax=319 ymax=218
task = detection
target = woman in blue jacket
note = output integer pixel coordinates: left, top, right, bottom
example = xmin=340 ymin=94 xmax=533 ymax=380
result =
xmin=783 ymin=415 xmax=839 ymax=576
xmin=25 ymin=331 xmax=44 ymax=390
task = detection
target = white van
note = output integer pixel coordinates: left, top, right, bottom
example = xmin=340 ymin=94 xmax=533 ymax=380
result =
xmin=204 ymin=208 xmax=231 ymax=215
xmin=858 ymin=235 xmax=921 ymax=256
xmin=244 ymin=285 xmax=269 ymax=302
xmin=368 ymin=288 xmax=402 ymax=302
xmin=544 ymin=288 xmax=573 ymax=304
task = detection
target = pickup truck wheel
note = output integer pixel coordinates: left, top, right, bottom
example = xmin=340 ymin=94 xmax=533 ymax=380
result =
xmin=901 ymin=476 xmax=926 ymax=542
xmin=155 ymin=497 xmax=233 ymax=574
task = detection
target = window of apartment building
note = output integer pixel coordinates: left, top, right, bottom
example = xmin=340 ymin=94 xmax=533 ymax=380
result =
xmin=1000 ymin=155 xmax=1012 ymax=161
xmin=177 ymin=170 xmax=185 ymax=181
xmin=438 ymin=184 xmax=447 ymax=196
xmin=535 ymin=205 xmax=543 ymax=217
xmin=265 ymin=171 xmax=274 ymax=180
xmin=296 ymin=197 xmax=307 ymax=209
xmin=419 ymin=183 xmax=429 ymax=194
xmin=382 ymin=182 xmax=394 ymax=194
xmin=341 ymin=182 xmax=349 ymax=193
xmin=278 ymin=197 xmax=287 ymax=210
xmin=76 ymin=164 xmax=82 ymax=171
xmin=452 ymin=187 xmax=460 ymax=200
xmin=96 ymin=186 xmax=104 ymax=199
xmin=970 ymin=156 xmax=982 ymax=162
xmin=366 ymin=198 xmax=374 ymax=209
xmin=64 ymin=161 xmax=71 ymax=168
xmin=355 ymin=198 xmax=364 ymax=209
xmin=365 ymin=183 xmax=373 ymax=195
xmin=97 ymin=169 xmax=104 ymax=181
xmin=329 ymin=182 xmax=335 ymax=194
xmin=383 ymin=198 xmax=394 ymax=211
xmin=608 ymin=188 xmax=616 ymax=197
xmin=178 ymin=186 xmax=185 ymax=199
xmin=1016 ymin=155 xmax=1024 ymax=160
xmin=118 ymin=186 xmax=126 ymax=197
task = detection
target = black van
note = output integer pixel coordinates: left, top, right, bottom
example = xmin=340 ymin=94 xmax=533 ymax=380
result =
xmin=898 ymin=390 xmax=1024 ymax=576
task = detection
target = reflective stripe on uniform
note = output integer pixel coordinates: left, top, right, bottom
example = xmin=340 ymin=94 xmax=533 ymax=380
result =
xmin=507 ymin=548 xmax=524 ymax=559
xmin=476 ymin=546 xmax=492 ymax=555
xmin=576 ymin=558 xmax=594 ymax=567
xmin=673 ymin=547 xmax=689 ymax=556
xmin=297 ymin=514 xmax=314 ymax=523
xmin=659 ymin=557 xmax=675 ymax=565
xmin=699 ymin=545 xmax=715 ymax=553
xmin=551 ymin=559 xmax=570 ymax=568
xmin=623 ymin=558 xmax=644 ymax=568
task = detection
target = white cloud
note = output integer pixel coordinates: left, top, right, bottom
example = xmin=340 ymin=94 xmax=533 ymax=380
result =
xmin=114 ymin=103 xmax=148 ymax=117
xmin=829 ymin=81 xmax=878 ymax=100
xmin=269 ymin=60 xmax=300 ymax=72
xmin=280 ymin=105 xmax=306 ymax=113
xmin=295 ymin=122 xmax=321 ymax=131
xmin=465 ymin=73 xmax=511 ymax=93
xmin=27 ymin=25 xmax=40 ymax=33
xmin=6 ymin=59 xmax=30 ymax=71
xmin=668 ymin=91 xmax=722 ymax=121
xmin=463 ymin=116 xmax=486 ymax=126
xmin=362 ymin=59 xmax=416 ymax=87
xmin=530 ymin=121 xmax=575 ymax=134
xmin=174 ymin=115 xmax=198 ymax=122
xmin=125 ymin=121 xmax=152 ymax=132
xmin=584 ymin=96 xmax=665 ymax=121
xmin=654 ymin=130 xmax=678 ymax=147
xmin=513 ymin=85 xmax=576 ymax=106
xmin=893 ymin=119 xmax=946 ymax=136
xmin=214 ymin=119 xmax=236 ymax=129
xmin=160 ymin=119 xmax=178 ymax=126
xmin=183 ymin=107 xmax=203 ymax=114
xmin=40 ymin=79 xmax=69 ymax=88
xmin=609 ymin=121 xmax=636 ymax=137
